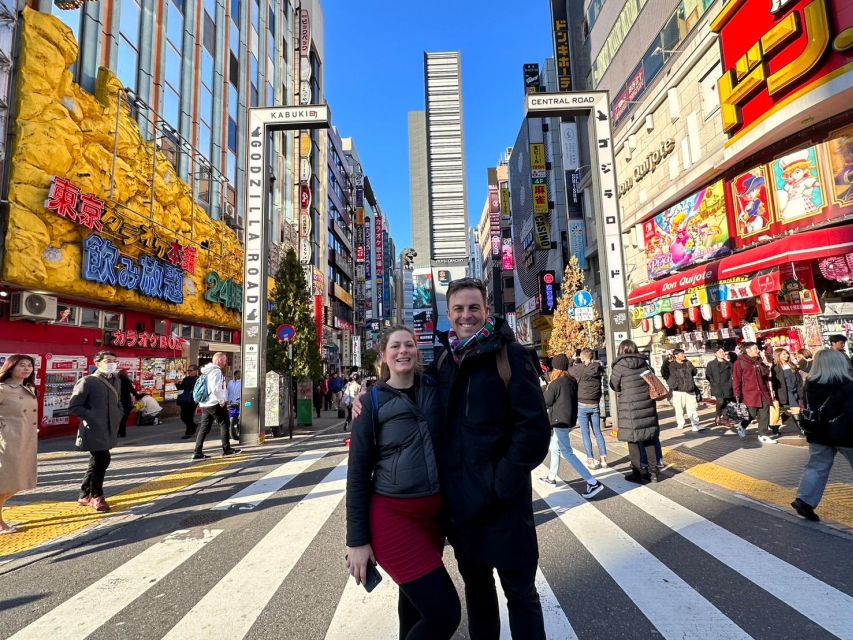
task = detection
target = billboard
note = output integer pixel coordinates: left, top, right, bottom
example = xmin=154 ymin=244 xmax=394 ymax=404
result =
xmin=432 ymin=265 xmax=469 ymax=335
xmin=412 ymin=268 xmax=435 ymax=346
xmin=643 ymin=180 xmax=730 ymax=280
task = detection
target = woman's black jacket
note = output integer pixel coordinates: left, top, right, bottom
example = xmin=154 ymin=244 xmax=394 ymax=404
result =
xmin=543 ymin=374 xmax=579 ymax=428
xmin=345 ymin=376 xmax=442 ymax=547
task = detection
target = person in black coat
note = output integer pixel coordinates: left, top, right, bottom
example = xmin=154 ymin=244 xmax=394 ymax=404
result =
xmin=432 ymin=279 xmax=550 ymax=640
xmin=116 ymin=369 xmax=141 ymax=438
xmin=705 ymin=347 xmax=735 ymax=426
xmin=176 ymin=365 xmax=200 ymax=439
xmin=540 ymin=354 xmax=603 ymax=499
xmin=792 ymin=349 xmax=853 ymax=522
xmin=772 ymin=348 xmax=803 ymax=435
xmin=609 ymin=340 xmax=661 ymax=483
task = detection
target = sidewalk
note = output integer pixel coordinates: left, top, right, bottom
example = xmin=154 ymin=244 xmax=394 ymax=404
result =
xmin=587 ymin=402 xmax=853 ymax=529
xmin=0 ymin=409 xmax=345 ymax=565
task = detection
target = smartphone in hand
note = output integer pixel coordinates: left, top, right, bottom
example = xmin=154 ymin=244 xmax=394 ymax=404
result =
xmin=363 ymin=561 xmax=382 ymax=592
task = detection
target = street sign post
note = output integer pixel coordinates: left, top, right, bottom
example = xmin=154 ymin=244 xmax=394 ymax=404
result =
xmin=573 ymin=290 xmax=593 ymax=308
xmin=525 ymin=92 xmax=630 ymax=423
xmin=573 ymin=307 xmax=595 ymax=322
xmin=241 ymin=105 xmax=331 ymax=446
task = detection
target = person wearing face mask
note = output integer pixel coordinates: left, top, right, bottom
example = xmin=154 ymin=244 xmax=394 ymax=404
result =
xmin=68 ymin=351 xmax=124 ymax=512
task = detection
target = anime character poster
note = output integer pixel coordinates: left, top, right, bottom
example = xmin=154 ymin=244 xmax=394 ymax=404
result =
xmin=643 ymin=180 xmax=730 ymax=279
xmin=770 ymin=146 xmax=826 ymax=222
xmin=731 ymin=165 xmax=774 ymax=238
xmin=822 ymin=125 xmax=853 ymax=207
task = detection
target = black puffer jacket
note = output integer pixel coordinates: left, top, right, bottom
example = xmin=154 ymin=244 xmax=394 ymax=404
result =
xmin=609 ymin=354 xmax=659 ymax=443
xmin=802 ymin=379 xmax=853 ymax=448
xmin=543 ymin=374 xmax=578 ymax=428
xmin=569 ymin=361 xmax=603 ymax=405
xmin=433 ymin=318 xmax=550 ymax=571
xmin=661 ymin=359 xmax=697 ymax=393
xmin=346 ymin=377 xmax=442 ymax=547
xmin=705 ymin=359 xmax=734 ymax=399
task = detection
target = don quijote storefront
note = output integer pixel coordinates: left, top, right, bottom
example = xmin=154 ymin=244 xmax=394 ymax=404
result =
xmin=0 ymin=11 xmax=244 ymax=436
xmin=626 ymin=0 xmax=852 ymax=387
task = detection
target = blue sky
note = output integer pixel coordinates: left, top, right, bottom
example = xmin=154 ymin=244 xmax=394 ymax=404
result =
xmin=324 ymin=0 xmax=554 ymax=252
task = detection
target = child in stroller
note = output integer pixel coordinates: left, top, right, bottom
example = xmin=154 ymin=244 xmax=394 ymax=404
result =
xmin=135 ymin=393 xmax=164 ymax=425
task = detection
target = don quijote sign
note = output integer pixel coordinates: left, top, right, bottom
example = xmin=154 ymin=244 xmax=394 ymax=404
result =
xmin=660 ymin=268 xmax=716 ymax=294
xmin=619 ymin=139 xmax=676 ymax=197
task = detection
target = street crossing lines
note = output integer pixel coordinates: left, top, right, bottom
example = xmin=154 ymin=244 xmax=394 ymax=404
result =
xmin=533 ymin=465 xmax=752 ymax=640
xmin=9 ymin=528 xmax=222 ymax=640
xmin=496 ymin=567 xmax=578 ymax=640
xmin=162 ymin=459 xmax=348 ymax=640
xmin=210 ymin=450 xmax=329 ymax=511
xmin=324 ymin=565 xmax=398 ymax=639
xmin=594 ymin=466 xmax=853 ymax=640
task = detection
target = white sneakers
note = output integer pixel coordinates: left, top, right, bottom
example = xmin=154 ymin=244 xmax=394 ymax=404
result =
xmin=758 ymin=435 xmax=778 ymax=444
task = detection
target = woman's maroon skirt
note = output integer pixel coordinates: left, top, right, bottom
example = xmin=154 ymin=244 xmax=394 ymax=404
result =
xmin=369 ymin=494 xmax=444 ymax=585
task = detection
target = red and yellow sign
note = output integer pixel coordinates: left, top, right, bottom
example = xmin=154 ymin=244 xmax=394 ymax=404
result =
xmin=711 ymin=0 xmax=852 ymax=139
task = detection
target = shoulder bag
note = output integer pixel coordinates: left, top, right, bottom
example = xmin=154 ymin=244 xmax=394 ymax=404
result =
xmin=641 ymin=369 xmax=670 ymax=401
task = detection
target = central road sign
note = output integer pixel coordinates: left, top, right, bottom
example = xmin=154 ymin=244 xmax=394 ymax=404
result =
xmin=573 ymin=290 xmax=593 ymax=308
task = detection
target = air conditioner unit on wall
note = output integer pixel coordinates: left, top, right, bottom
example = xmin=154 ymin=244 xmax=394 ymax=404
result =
xmin=223 ymin=201 xmax=236 ymax=219
xmin=10 ymin=291 xmax=57 ymax=321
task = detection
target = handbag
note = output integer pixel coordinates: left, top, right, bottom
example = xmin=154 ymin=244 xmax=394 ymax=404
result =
xmin=641 ymin=370 xmax=670 ymax=401
xmin=769 ymin=400 xmax=783 ymax=427
xmin=724 ymin=401 xmax=751 ymax=424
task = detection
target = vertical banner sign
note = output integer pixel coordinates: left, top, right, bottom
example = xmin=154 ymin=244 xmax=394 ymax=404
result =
xmin=569 ymin=220 xmax=588 ymax=270
xmin=560 ymin=121 xmax=580 ymax=171
xmin=314 ymin=295 xmax=324 ymax=349
xmin=500 ymin=187 xmax=511 ymax=223
xmin=529 ymin=143 xmax=547 ymax=178
xmin=529 ymin=142 xmax=551 ymax=249
xmin=523 ymin=63 xmax=541 ymax=94
xmin=551 ymin=0 xmax=572 ymax=91
xmin=241 ymin=105 xmax=330 ymax=446
xmin=352 ymin=335 xmax=362 ymax=368
xmin=538 ymin=271 xmax=558 ymax=315
xmin=375 ymin=212 xmax=384 ymax=316
xmin=489 ymin=186 xmax=501 ymax=257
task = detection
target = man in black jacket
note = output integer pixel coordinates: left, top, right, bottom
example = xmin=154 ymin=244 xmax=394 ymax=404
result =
xmin=661 ymin=349 xmax=705 ymax=431
xmin=705 ymin=347 xmax=735 ymax=426
xmin=433 ymin=278 xmax=550 ymax=640
xmin=569 ymin=349 xmax=608 ymax=467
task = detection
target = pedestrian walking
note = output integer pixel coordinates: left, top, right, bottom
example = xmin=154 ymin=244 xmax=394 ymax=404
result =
xmin=342 ymin=373 xmax=361 ymax=430
xmin=609 ymin=340 xmax=661 ymax=483
xmin=321 ymin=374 xmax=331 ymax=411
xmin=705 ymin=347 xmax=735 ymax=427
xmin=772 ymin=348 xmax=803 ymax=435
xmin=116 ymin=369 xmax=141 ymax=438
xmin=433 ymin=278 xmax=550 ymax=639
xmin=539 ymin=354 xmax=604 ymax=499
xmin=193 ymin=353 xmax=240 ymax=460
xmin=795 ymin=348 xmax=814 ymax=378
xmin=791 ymin=349 xmax=853 ymax=522
xmin=661 ymin=349 xmax=704 ymax=431
xmin=177 ymin=365 xmax=200 ymax=439
xmin=330 ymin=373 xmax=344 ymax=409
xmin=68 ymin=351 xmax=124 ymax=512
xmin=732 ymin=342 xmax=776 ymax=443
xmin=313 ymin=380 xmax=323 ymax=418
xmin=569 ymin=348 xmax=608 ymax=468
xmin=0 ymin=354 xmax=38 ymax=533
xmin=227 ymin=370 xmax=242 ymax=408
xmin=346 ymin=326 xmax=461 ymax=640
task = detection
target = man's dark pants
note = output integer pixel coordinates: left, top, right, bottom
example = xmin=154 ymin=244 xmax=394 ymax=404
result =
xmin=180 ymin=403 xmax=198 ymax=436
xmin=194 ymin=405 xmax=231 ymax=455
xmin=80 ymin=450 xmax=111 ymax=499
xmin=456 ymin=555 xmax=545 ymax=640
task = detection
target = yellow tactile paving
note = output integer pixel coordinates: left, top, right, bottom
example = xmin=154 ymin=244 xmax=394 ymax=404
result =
xmin=0 ymin=454 xmax=247 ymax=559
xmin=662 ymin=447 xmax=853 ymax=529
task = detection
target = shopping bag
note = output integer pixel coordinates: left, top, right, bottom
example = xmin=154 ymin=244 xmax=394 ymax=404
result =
xmin=724 ymin=401 xmax=750 ymax=424
xmin=769 ymin=401 xmax=783 ymax=427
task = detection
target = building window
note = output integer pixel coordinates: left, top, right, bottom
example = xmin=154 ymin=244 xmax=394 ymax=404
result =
xmin=103 ymin=312 xmax=123 ymax=331
xmin=116 ymin=38 xmax=139 ymax=91
xmin=80 ymin=308 xmax=101 ymax=328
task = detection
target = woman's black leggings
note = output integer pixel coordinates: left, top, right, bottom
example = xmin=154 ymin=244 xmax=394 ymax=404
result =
xmin=398 ymin=566 xmax=461 ymax=640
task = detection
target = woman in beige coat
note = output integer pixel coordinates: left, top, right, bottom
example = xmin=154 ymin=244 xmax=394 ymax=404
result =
xmin=0 ymin=354 xmax=39 ymax=533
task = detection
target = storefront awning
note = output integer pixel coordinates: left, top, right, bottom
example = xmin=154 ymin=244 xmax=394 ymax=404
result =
xmin=628 ymin=225 xmax=853 ymax=305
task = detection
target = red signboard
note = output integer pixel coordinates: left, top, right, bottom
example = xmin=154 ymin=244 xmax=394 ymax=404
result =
xmin=314 ymin=295 xmax=323 ymax=349
xmin=612 ymin=65 xmax=645 ymax=124
xmin=711 ymin=0 xmax=852 ymax=139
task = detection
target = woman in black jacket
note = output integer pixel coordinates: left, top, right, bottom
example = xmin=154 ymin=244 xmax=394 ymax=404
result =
xmin=772 ymin=348 xmax=803 ymax=435
xmin=610 ymin=340 xmax=661 ymax=483
xmin=792 ymin=349 xmax=853 ymax=521
xmin=540 ymin=354 xmax=604 ymax=499
xmin=176 ymin=365 xmax=200 ymax=439
xmin=705 ymin=347 xmax=735 ymax=426
xmin=346 ymin=326 xmax=460 ymax=640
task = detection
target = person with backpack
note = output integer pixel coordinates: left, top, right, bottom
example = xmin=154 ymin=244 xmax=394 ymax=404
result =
xmin=791 ymin=349 xmax=853 ymax=521
xmin=192 ymin=352 xmax=240 ymax=460
xmin=346 ymin=326 xmax=460 ymax=639
xmin=68 ymin=351 xmax=124 ymax=512
xmin=539 ymin=354 xmax=604 ymax=499
xmin=177 ymin=364 xmax=200 ymax=439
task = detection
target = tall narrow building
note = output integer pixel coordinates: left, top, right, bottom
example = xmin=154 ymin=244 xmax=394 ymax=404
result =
xmin=408 ymin=111 xmax=431 ymax=267
xmin=422 ymin=51 xmax=468 ymax=262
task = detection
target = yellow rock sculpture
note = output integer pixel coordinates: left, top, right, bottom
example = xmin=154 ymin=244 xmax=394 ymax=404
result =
xmin=2 ymin=8 xmax=243 ymax=329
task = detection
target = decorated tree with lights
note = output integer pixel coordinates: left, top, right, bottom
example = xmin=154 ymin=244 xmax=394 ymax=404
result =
xmin=548 ymin=256 xmax=604 ymax=357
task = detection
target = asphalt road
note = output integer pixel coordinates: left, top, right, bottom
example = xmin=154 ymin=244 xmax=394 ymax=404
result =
xmin=1 ymin=430 xmax=851 ymax=640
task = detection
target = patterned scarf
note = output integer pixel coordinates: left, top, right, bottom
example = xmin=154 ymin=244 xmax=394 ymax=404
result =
xmin=448 ymin=316 xmax=496 ymax=364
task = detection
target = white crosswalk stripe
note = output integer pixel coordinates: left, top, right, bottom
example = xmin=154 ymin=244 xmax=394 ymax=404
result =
xmin=533 ymin=464 xmax=752 ymax=640
xmin=162 ymin=459 xmax=348 ymax=640
xmin=9 ymin=529 xmax=222 ymax=640
xmin=7 ymin=448 xmax=852 ymax=640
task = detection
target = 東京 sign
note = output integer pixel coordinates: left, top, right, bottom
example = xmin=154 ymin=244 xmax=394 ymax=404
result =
xmin=241 ymin=104 xmax=330 ymax=447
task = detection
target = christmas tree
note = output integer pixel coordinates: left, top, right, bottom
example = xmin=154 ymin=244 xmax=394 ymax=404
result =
xmin=548 ymin=256 xmax=604 ymax=357
xmin=267 ymin=249 xmax=323 ymax=379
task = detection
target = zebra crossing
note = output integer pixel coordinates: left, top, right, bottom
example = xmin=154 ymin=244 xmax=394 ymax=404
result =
xmin=4 ymin=444 xmax=852 ymax=640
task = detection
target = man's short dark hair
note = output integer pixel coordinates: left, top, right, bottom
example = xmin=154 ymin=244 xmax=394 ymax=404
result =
xmin=93 ymin=351 xmax=117 ymax=363
xmin=580 ymin=348 xmax=593 ymax=359
xmin=742 ymin=341 xmax=758 ymax=350
xmin=672 ymin=348 xmax=685 ymax=356
xmin=447 ymin=277 xmax=488 ymax=305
